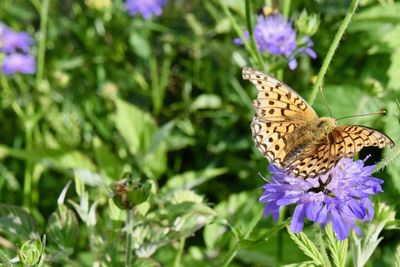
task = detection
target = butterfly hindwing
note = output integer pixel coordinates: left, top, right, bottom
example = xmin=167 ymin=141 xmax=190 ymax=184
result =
xmin=331 ymin=125 xmax=394 ymax=158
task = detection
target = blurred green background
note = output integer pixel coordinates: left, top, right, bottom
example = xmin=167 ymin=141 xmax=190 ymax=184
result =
xmin=0 ymin=0 xmax=399 ymax=266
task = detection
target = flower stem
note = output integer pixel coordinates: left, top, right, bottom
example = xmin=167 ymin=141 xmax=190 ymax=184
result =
xmin=221 ymin=207 xmax=263 ymax=267
xmin=173 ymin=238 xmax=186 ymax=267
xmin=125 ymin=209 xmax=134 ymax=267
xmin=308 ymin=0 xmax=360 ymax=106
xmin=36 ymin=0 xmax=50 ymax=86
xmin=282 ymin=0 xmax=292 ymax=18
xmin=315 ymin=225 xmax=332 ymax=267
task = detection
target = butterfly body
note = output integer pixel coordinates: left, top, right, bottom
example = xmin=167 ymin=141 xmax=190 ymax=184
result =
xmin=243 ymin=67 xmax=394 ymax=178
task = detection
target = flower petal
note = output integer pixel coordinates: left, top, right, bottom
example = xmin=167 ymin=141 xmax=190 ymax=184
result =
xmin=290 ymin=203 xmax=306 ymax=233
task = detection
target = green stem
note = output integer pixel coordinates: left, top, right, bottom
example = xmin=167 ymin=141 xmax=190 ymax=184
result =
xmin=282 ymin=0 xmax=292 ymax=18
xmin=36 ymin=0 xmax=50 ymax=86
xmin=244 ymin=0 xmax=264 ymax=69
xmin=315 ymin=225 xmax=332 ymax=267
xmin=245 ymin=0 xmax=253 ymax=36
xmin=125 ymin=209 xmax=133 ymax=267
xmin=220 ymin=0 xmax=263 ymax=69
xmin=173 ymin=238 xmax=186 ymax=267
xmin=221 ymin=208 xmax=263 ymax=267
xmin=308 ymin=0 xmax=360 ymax=106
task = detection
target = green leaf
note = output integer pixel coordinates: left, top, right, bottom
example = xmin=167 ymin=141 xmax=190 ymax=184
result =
xmin=93 ymin=136 xmax=123 ymax=179
xmin=0 ymin=204 xmax=39 ymax=240
xmin=114 ymin=98 xmax=167 ymax=177
xmin=46 ymin=205 xmax=79 ymax=251
xmin=129 ymin=32 xmax=150 ymax=59
xmin=395 ymin=243 xmax=400 ymax=267
xmin=190 ymin=94 xmax=222 ymax=110
xmin=0 ymin=249 xmax=12 ymax=267
xmin=287 ymin=228 xmax=324 ymax=265
xmin=0 ymin=145 xmax=96 ymax=171
xmin=281 ymin=261 xmax=319 ymax=267
xmin=162 ymin=167 xmax=228 ymax=192
xmin=114 ymin=98 xmax=156 ymax=156
xmin=325 ymin=223 xmax=348 ymax=267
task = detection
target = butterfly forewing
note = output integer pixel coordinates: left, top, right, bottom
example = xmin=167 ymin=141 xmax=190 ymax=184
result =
xmin=244 ymin=67 xmax=394 ymax=179
xmin=243 ymin=67 xmax=317 ymax=122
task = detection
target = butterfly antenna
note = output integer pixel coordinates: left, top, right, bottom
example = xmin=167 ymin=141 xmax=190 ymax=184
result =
xmin=319 ymin=85 xmax=333 ymax=118
xmin=336 ymin=110 xmax=387 ymax=121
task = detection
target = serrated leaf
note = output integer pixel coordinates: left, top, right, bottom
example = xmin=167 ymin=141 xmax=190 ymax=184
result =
xmin=287 ymin=228 xmax=324 ymax=265
xmin=0 ymin=204 xmax=39 ymax=240
xmin=281 ymin=261 xmax=319 ymax=267
xmin=0 ymin=249 xmax=12 ymax=267
xmin=325 ymin=223 xmax=348 ymax=267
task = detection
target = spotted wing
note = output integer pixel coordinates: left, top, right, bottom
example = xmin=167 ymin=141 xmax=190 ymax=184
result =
xmin=244 ymin=67 xmax=318 ymax=169
xmin=329 ymin=125 xmax=394 ymax=158
xmin=251 ymin=117 xmax=300 ymax=168
xmin=242 ymin=67 xmax=318 ymax=122
xmin=283 ymin=125 xmax=394 ymax=178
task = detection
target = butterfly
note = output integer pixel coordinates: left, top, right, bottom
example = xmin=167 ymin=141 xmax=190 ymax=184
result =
xmin=243 ymin=67 xmax=394 ymax=178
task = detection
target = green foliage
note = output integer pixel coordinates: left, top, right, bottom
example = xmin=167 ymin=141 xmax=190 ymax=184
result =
xmin=0 ymin=0 xmax=399 ymax=266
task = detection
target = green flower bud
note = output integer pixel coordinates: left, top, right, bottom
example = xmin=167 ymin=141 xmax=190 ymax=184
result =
xmin=295 ymin=10 xmax=320 ymax=36
xmin=111 ymin=174 xmax=152 ymax=210
xmin=18 ymin=238 xmax=44 ymax=266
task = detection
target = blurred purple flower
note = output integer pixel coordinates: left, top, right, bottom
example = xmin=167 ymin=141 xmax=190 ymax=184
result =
xmin=2 ymin=53 xmax=36 ymax=75
xmin=0 ymin=22 xmax=35 ymax=75
xmin=125 ymin=0 xmax=167 ymax=20
xmin=233 ymin=31 xmax=249 ymax=45
xmin=288 ymin=37 xmax=317 ymax=70
xmin=259 ymin=158 xmax=382 ymax=240
xmin=0 ymin=24 xmax=33 ymax=53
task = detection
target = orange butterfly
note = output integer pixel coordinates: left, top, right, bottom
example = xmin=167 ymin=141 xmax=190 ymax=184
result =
xmin=243 ymin=67 xmax=394 ymax=178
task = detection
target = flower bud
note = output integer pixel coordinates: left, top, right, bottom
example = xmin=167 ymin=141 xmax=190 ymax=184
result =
xmin=295 ymin=10 xmax=320 ymax=36
xmin=18 ymin=238 xmax=44 ymax=265
xmin=111 ymin=173 xmax=152 ymax=210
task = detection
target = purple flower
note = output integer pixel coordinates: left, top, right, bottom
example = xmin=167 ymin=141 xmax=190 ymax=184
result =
xmin=233 ymin=31 xmax=249 ymax=46
xmin=233 ymin=14 xmax=317 ymax=70
xmin=0 ymin=24 xmax=33 ymax=54
xmin=2 ymin=53 xmax=36 ymax=75
xmin=254 ymin=14 xmax=297 ymax=57
xmin=0 ymin=22 xmax=35 ymax=75
xmin=125 ymin=0 xmax=167 ymax=20
xmin=288 ymin=37 xmax=317 ymax=70
xmin=259 ymin=158 xmax=382 ymax=240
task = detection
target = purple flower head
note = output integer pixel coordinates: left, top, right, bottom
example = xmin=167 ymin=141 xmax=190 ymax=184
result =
xmin=254 ymin=14 xmax=296 ymax=57
xmin=233 ymin=14 xmax=317 ymax=70
xmin=0 ymin=22 xmax=35 ymax=75
xmin=259 ymin=157 xmax=382 ymax=240
xmin=125 ymin=0 xmax=167 ymax=20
